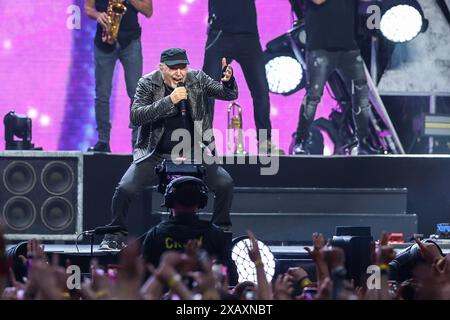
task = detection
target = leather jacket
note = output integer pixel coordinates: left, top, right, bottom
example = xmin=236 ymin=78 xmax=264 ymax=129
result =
xmin=131 ymin=69 xmax=238 ymax=163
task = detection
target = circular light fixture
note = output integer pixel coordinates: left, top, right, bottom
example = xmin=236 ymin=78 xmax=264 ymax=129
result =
xmin=231 ymin=236 xmax=276 ymax=284
xmin=380 ymin=4 xmax=424 ymax=43
xmin=265 ymin=55 xmax=304 ymax=95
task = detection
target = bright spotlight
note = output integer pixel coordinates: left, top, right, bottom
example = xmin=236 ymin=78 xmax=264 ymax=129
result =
xmin=231 ymin=236 xmax=276 ymax=284
xmin=380 ymin=1 xmax=428 ymax=43
xmin=263 ymin=21 xmax=307 ymax=96
xmin=4 ymin=111 xmax=35 ymax=150
xmin=265 ymin=55 xmax=303 ymax=95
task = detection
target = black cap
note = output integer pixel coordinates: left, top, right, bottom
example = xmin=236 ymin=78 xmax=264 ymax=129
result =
xmin=160 ymin=48 xmax=190 ymax=66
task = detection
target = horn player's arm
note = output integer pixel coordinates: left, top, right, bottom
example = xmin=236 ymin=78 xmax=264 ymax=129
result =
xmin=129 ymin=0 xmax=153 ymax=18
xmin=84 ymin=0 xmax=108 ymax=29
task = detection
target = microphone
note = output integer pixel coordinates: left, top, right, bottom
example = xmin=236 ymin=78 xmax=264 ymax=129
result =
xmin=177 ymin=82 xmax=187 ymax=117
xmin=83 ymin=225 xmax=123 ymax=235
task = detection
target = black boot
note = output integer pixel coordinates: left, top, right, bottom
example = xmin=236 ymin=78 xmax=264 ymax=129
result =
xmin=355 ymin=137 xmax=379 ymax=155
xmin=289 ymin=133 xmax=312 ymax=155
xmin=99 ymin=232 xmax=127 ymax=251
xmin=352 ymin=104 xmax=379 ymax=155
xmin=87 ymin=141 xmax=111 ymax=153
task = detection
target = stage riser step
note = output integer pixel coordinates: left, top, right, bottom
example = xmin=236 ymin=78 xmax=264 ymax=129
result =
xmin=150 ymin=213 xmax=417 ymax=243
xmin=146 ymin=187 xmax=408 ymax=214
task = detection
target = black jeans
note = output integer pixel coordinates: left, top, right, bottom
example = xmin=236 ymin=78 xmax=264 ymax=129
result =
xmin=109 ymin=153 xmax=234 ymax=230
xmin=202 ymin=29 xmax=272 ymax=141
xmin=94 ymin=39 xmax=142 ymax=147
xmin=296 ymin=49 xmax=370 ymax=141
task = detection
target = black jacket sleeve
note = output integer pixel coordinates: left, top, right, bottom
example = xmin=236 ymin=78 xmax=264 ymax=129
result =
xmin=200 ymin=70 xmax=238 ymax=101
xmin=131 ymin=77 xmax=177 ymax=126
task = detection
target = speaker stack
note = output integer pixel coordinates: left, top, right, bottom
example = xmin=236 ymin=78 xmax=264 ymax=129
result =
xmin=0 ymin=151 xmax=83 ymax=240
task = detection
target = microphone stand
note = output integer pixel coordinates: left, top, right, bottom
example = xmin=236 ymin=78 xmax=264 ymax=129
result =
xmin=90 ymin=233 xmax=94 ymax=263
xmin=80 ymin=230 xmax=96 ymax=274
xmin=77 ymin=225 xmax=123 ymax=274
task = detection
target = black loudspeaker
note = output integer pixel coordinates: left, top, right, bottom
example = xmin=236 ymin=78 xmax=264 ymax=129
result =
xmin=331 ymin=226 xmax=373 ymax=287
xmin=0 ymin=151 xmax=83 ymax=240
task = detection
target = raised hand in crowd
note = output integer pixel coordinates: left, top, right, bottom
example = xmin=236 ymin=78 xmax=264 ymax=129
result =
xmin=80 ymin=259 xmax=114 ymax=300
xmin=304 ymin=232 xmax=329 ymax=285
xmin=372 ymin=232 xmax=396 ymax=266
xmin=365 ymin=232 xmax=395 ymax=300
xmin=246 ymin=230 xmax=272 ymax=300
xmin=24 ymin=253 xmax=67 ymax=300
xmin=189 ymin=251 xmax=221 ymax=300
xmin=414 ymin=237 xmax=444 ymax=265
xmin=286 ymin=266 xmax=314 ymax=299
xmin=115 ymin=240 xmax=145 ymax=299
xmin=154 ymin=251 xmax=195 ymax=300
xmin=272 ymin=274 xmax=293 ymax=300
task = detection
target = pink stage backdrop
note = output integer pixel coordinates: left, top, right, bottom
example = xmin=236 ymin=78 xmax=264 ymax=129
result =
xmin=0 ymin=0 xmax=335 ymax=155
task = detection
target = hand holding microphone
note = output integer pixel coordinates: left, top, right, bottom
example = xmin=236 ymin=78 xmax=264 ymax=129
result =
xmin=170 ymin=83 xmax=188 ymax=105
xmin=170 ymin=82 xmax=188 ymax=117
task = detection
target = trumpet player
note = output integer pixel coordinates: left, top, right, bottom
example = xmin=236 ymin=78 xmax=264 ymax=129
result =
xmin=84 ymin=0 xmax=153 ymax=153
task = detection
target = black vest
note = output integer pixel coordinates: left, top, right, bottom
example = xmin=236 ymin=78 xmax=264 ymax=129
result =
xmin=208 ymin=0 xmax=258 ymax=34
xmin=305 ymin=0 xmax=358 ymax=51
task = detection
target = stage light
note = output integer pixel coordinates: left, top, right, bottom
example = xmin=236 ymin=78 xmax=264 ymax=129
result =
xmin=231 ymin=236 xmax=276 ymax=284
xmin=3 ymin=111 xmax=36 ymax=150
xmin=380 ymin=0 xmax=428 ymax=43
xmin=265 ymin=55 xmax=304 ymax=95
xmin=263 ymin=22 xmax=307 ymax=96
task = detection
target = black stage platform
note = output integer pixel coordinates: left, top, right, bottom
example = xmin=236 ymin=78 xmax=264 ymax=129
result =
xmin=2 ymin=152 xmax=450 ymax=273
xmin=83 ymin=154 xmax=450 ymax=240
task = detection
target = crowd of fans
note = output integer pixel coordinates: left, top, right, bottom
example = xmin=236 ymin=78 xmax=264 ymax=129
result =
xmin=1 ymin=225 xmax=449 ymax=300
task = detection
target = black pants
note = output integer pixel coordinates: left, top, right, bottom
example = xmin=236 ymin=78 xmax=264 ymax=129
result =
xmin=296 ymin=49 xmax=371 ymax=141
xmin=109 ymin=153 xmax=234 ymax=230
xmin=202 ymin=29 xmax=272 ymax=141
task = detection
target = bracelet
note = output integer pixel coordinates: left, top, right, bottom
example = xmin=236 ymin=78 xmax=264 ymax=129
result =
xmin=254 ymin=259 xmax=263 ymax=268
xmin=202 ymin=289 xmax=220 ymax=300
xmin=167 ymin=273 xmax=182 ymax=288
xmin=378 ymin=264 xmax=390 ymax=272
xmin=61 ymin=291 xmax=71 ymax=299
xmin=299 ymin=277 xmax=312 ymax=289
xmin=95 ymin=290 xmax=108 ymax=298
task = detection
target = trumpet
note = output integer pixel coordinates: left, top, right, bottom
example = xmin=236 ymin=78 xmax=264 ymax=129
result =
xmin=227 ymin=102 xmax=247 ymax=155
xmin=102 ymin=0 xmax=127 ymax=44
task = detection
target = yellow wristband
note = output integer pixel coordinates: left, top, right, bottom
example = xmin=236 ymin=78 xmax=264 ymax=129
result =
xmin=61 ymin=291 xmax=70 ymax=298
xmin=254 ymin=259 xmax=263 ymax=268
xmin=378 ymin=264 xmax=390 ymax=272
xmin=167 ymin=274 xmax=182 ymax=288
xmin=95 ymin=290 xmax=108 ymax=298
xmin=299 ymin=278 xmax=312 ymax=289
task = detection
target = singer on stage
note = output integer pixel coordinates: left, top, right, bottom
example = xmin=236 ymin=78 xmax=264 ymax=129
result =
xmin=99 ymin=48 xmax=238 ymax=250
